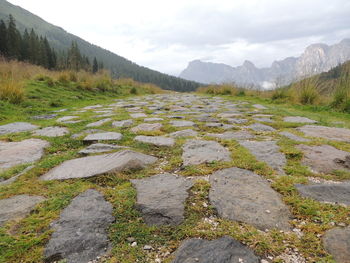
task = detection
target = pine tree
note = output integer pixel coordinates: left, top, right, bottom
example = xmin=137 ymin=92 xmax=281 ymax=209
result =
xmin=20 ymin=29 xmax=30 ymax=61
xmin=6 ymin=14 xmax=21 ymax=59
xmin=0 ymin=20 xmax=8 ymax=56
xmin=92 ymin=57 xmax=98 ymax=73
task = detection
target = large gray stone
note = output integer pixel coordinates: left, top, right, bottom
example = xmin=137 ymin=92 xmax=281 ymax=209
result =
xmin=209 ymin=168 xmax=291 ymax=230
xmin=33 ymin=127 xmax=69 ymax=137
xmin=40 ymin=150 xmax=158 ymax=180
xmin=207 ymin=131 xmax=254 ymax=140
xmin=172 ymin=236 xmax=260 ymax=263
xmin=0 ymin=139 xmax=50 ymax=171
xmin=130 ymin=113 xmax=147 ymax=118
xmin=284 ymin=116 xmax=317 ymax=123
xmin=0 ymin=195 xmax=46 ymax=226
xmin=182 ymin=139 xmax=231 ymax=166
xmin=131 ymin=174 xmax=193 ymax=225
xmin=112 ymin=119 xmax=133 ymax=128
xmin=295 ymin=182 xmax=350 ymax=205
xmin=170 ymin=120 xmax=195 ymax=127
xmin=56 ymin=116 xmax=79 ymax=123
xmin=253 ymin=104 xmax=267 ymax=110
xmin=131 ymin=123 xmax=162 ymax=133
xmin=169 ymin=129 xmax=198 ymax=138
xmin=239 ymin=141 xmax=286 ymax=174
xmin=86 ymin=118 xmax=112 ymax=127
xmin=280 ymin=131 xmax=310 ymax=142
xmin=79 ymin=143 xmax=127 ymax=155
xmin=323 ymin=227 xmax=350 ymax=263
xmin=83 ymin=132 xmax=122 ymax=141
xmin=297 ymin=125 xmax=350 ymax=142
xmin=44 ymin=189 xmax=114 ymax=263
xmin=32 ymin=114 xmax=58 ymax=120
xmin=226 ymin=118 xmax=248 ymax=124
xmin=0 ymin=122 xmax=38 ymax=135
xmin=71 ymin=129 xmax=104 ymax=139
xmin=134 ymin=135 xmax=175 ymax=147
xmin=296 ymin=144 xmax=350 ymax=174
xmin=246 ymin=123 xmax=276 ymax=132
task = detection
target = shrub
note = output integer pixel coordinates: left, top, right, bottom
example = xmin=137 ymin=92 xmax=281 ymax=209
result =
xmin=271 ymin=88 xmax=289 ymax=101
xmin=298 ymin=80 xmax=319 ymax=105
xmin=0 ymin=79 xmax=24 ymax=104
xmin=130 ymin=87 xmax=138 ymax=94
xmin=58 ymin=72 xmax=69 ymax=83
xmin=331 ymin=73 xmax=350 ymax=112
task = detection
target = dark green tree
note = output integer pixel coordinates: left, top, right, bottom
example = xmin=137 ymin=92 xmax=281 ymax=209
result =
xmin=6 ymin=14 xmax=21 ymax=59
xmin=0 ymin=19 xmax=8 ymax=56
xmin=92 ymin=57 xmax=98 ymax=73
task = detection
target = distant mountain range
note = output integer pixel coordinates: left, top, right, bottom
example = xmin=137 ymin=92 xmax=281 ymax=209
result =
xmin=0 ymin=0 xmax=200 ymax=91
xmin=180 ymin=39 xmax=350 ymax=88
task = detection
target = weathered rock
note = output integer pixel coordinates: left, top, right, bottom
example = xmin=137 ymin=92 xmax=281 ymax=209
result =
xmin=205 ymin=122 xmax=225 ymax=127
xmin=44 ymin=189 xmax=114 ymax=263
xmin=144 ymin=117 xmax=164 ymax=122
xmin=131 ymin=123 xmax=162 ymax=133
xmin=130 ymin=113 xmax=147 ymax=118
xmin=131 ymin=174 xmax=193 ymax=225
xmin=284 ymin=116 xmax=317 ymax=123
xmin=226 ymin=118 xmax=248 ymax=124
xmin=71 ymin=129 xmax=103 ymax=139
xmin=253 ymin=104 xmax=267 ymax=110
xmin=207 ymin=131 xmax=254 ymax=140
xmin=246 ymin=123 xmax=276 ymax=132
xmin=79 ymin=143 xmax=127 ymax=155
xmin=83 ymin=104 xmax=103 ymax=110
xmin=296 ymin=144 xmax=350 ymax=174
xmin=56 ymin=116 xmax=79 ymax=123
xmin=182 ymin=139 xmax=231 ymax=166
xmin=0 ymin=122 xmax=38 ymax=135
xmin=0 ymin=139 xmax=49 ymax=171
xmin=323 ymin=227 xmax=350 ymax=263
xmin=209 ymin=168 xmax=291 ymax=230
xmin=297 ymin=125 xmax=350 ymax=142
xmin=33 ymin=127 xmax=69 ymax=137
xmin=0 ymin=195 xmax=46 ymax=226
xmin=218 ymin=113 xmax=242 ymax=118
xmin=170 ymin=120 xmax=195 ymax=127
xmin=86 ymin=118 xmax=111 ymax=127
xmin=83 ymin=132 xmax=122 ymax=141
xmin=295 ymin=182 xmax=350 ymax=205
xmin=0 ymin=165 xmax=34 ymax=186
xmin=134 ymin=136 xmax=175 ymax=147
xmin=280 ymin=131 xmax=310 ymax=142
xmin=169 ymin=129 xmax=198 ymax=138
xmin=32 ymin=114 xmax=58 ymax=120
xmin=40 ymin=150 xmax=157 ymax=180
xmin=112 ymin=119 xmax=133 ymax=128
xmin=254 ymin=117 xmax=273 ymax=123
xmin=172 ymin=236 xmax=260 ymax=263
xmin=239 ymin=141 xmax=286 ymax=174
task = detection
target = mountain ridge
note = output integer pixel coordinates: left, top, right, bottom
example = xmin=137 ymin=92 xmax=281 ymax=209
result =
xmin=180 ymin=38 xmax=350 ymax=88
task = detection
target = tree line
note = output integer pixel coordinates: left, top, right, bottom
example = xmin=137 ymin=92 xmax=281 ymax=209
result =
xmin=0 ymin=14 xmax=103 ymax=73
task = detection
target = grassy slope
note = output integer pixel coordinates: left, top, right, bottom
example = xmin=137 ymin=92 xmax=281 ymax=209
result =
xmin=1 ymin=86 xmax=350 ymax=262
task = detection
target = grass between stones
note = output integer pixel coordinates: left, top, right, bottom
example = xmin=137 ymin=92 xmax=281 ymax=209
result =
xmin=1 ymin=92 xmax=350 ymax=262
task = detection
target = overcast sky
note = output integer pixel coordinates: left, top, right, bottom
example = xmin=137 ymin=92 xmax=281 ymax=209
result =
xmin=7 ymin=0 xmax=350 ymax=75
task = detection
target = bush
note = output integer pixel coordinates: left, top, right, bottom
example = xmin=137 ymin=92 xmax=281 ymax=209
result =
xmin=331 ymin=74 xmax=350 ymax=112
xmin=0 ymin=79 xmax=24 ymax=104
xmin=130 ymin=87 xmax=138 ymax=94
xmin=298 ymin=80 xmax=319 ymax=105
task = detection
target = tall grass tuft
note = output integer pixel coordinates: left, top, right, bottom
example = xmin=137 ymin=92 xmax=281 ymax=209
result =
xmin=297 ymin=79 xmax=319 ymax=105
xmin=331 ymin=71 xmax=350 ymax=112
xmin=0 ymin=78 xmax=25 ymax=103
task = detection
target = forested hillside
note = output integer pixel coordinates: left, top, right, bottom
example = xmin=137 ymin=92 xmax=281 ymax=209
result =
xmin=0 ymin=0 xmax=200 ymax=91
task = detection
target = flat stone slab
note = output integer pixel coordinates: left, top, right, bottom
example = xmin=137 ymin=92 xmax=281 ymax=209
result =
xmin=246 ymin=123 xmax=276 ymax=132
xmin=172 ymin=236 xmax=260 ymax=263
xmin=86 ymin=118 xmax=112 ymax=127
xmin=130 ymin=113 xmax=147 ymax=118
xmin=323 ymin=227 xmax=350 ymax=263
xmin=134 ymin=136 xmax=175 ymax=147
xmin=254 ymin=117 xmax=273 ymax=123
xmin=56 ymin=116 xmax=79 ymax=123
xmin=0 ymin=195 xmax=46 ymax=226
xmin=280 ymin=131 xmax=310 ymax=142
xmin=0 ymin=122 xmax=38 ymax=135
xmin=297 ymin=125 xmax=350 ymax=142
xmin=169 ymin=129 xmax=198 ymax=138
xmin=207 ymin=131 xmax=254 ymax=140
xmin=209 ymin=168 xmax=291 ymax=230
xmin=226 ymin=118 xmax=248 ymax=124
xmin=182 ymin=139 xmax=231 ymax=166
xmin=44 ymin=189 xmax=114 ymax=263
xmin=83 ymin=132 xmax=122 ymax=141
xmin=296 ymin=144 xmax=350 ymax=174
xmin=131 ymin=123 xmax=162 ymax=133
xmin=131 ymin=174 xmax=193 ymax=225
xmin=239 ymin=141 xmax=286 ymax=174
xmin=83 ymin=104 xmax=103 ymax=110
xmin=284 ymin=116 xmax=317 ymax=123
xmin=144 ymin=117 xmax=164 ymax=122
xmin=32 ymin=114 xmax=58 ymax=120
xmin=71 ymin=129 xmax=104 ymax=139
xmin=40 ymin=150 xmax=158 ymax=180
xmin=295 ymin=182 xmax=350 ymax=205
xmin=170 ymin=120 xmax=195 ymax=127
xmin=0 ymin=139 xmax=49 ymax=171
xmin=253 ymin=104 xmax=267 ymax=110
xmin=112 ymin=119 xmax=133 ymax=128
xmin=79 ymin=143 xmax=127 ymax=155
xmin=33 ymin=127 xmax=69 ymax=137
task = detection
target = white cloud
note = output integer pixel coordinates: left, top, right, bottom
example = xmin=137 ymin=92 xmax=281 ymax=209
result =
xmin=7 ymin=0 xmax=350 ymax=75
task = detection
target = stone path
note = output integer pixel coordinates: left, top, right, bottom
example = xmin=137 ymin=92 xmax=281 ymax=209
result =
xmin=44 ymin=189 xmax=114 ymax=263
xmin=131 ymin=174 xmax=193 ymax=225
xmin=2 ymin=94 xmax=350 ymax=262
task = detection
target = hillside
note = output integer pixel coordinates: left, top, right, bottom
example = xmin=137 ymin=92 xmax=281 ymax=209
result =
xmin=0 ymin=0 xmax=200 ymax=91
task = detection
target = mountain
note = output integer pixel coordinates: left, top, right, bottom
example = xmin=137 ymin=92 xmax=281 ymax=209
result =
xmin=179 ymin=39 xmax=350 ymax=88
xmin=0 ymin=0 xmax=200 ymax=91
